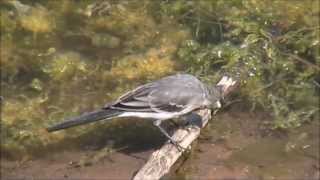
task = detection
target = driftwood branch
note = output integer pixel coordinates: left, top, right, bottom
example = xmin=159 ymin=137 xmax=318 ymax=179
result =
xmin=133 ymin=76 xmax=238 ymax=180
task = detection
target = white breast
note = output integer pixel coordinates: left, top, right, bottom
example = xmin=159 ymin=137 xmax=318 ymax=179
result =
xmin=118 ymin=112 xmax=177 ymax=120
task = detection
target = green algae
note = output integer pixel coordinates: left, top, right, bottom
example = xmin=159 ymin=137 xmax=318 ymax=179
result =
xmin=0 ymin=0 xmax=319 ymax=159
xmin=164 ymin=0 xmax=319 ymax=129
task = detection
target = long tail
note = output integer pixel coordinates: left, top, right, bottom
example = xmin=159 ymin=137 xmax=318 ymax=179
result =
xmin=47 ymin=108 xmax=121 ymax=132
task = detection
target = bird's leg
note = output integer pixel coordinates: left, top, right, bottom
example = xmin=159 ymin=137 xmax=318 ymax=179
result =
xmin=180 ymin=115 xmax=191 ymax=126
xmin=168 ymin=119 xmax=180 ymax=128
xmin=181 ymin=113 xmax=203 ymax=128
xmin=153 ymin=120 xmax=185 ymax=152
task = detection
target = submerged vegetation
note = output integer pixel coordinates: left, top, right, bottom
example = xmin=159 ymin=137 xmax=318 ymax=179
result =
xmin=171 ymin=0 xmax=319 ymax=129
xmin=1 ymin=0 xmax=319 ymax=158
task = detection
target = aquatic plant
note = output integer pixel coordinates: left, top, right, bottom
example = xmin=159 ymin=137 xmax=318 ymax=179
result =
xmin=1 ymin=0 xmax=319 ymax=159
xmin=161 ymin=0 xmax=319 ymax=129
xmin=20 ymin=6 xmax=55 ymax=33
xmin=42 ymin=51 xmax=88 ymax=81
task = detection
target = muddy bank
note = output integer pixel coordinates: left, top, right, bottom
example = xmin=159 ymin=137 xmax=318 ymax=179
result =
xmin=2 ymin=150 xmax=152 ymax=179
xmin=1 ymin=108 xmax=319 ymax=179
xmin=175 ymin=108 xmax=319 ymax=179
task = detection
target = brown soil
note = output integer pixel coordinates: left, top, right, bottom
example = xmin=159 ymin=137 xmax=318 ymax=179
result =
xmin=1 ymin=108 xmax=319 ymax=180
xmin=2 ymin=150 xmax=152 ymax=179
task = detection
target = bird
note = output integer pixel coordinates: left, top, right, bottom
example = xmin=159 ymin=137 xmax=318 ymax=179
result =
xmin=47 ymin=74 xmax=223 ymax=149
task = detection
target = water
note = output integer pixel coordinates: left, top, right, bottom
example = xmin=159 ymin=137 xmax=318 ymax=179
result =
xmin=1 ymin=0 xmax=319 ymax=179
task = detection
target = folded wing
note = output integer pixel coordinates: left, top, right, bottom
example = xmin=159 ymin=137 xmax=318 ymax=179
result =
xmin=106 ymin=74 xmax=210 ymax=114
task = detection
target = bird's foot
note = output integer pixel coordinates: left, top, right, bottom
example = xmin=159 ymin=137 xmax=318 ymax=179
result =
xmin=168 ymin=139 xmax=186 ymax=152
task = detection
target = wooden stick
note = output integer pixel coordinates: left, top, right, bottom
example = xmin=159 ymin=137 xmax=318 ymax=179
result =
xmin=133 ymin=76 xmax=237 ymax=180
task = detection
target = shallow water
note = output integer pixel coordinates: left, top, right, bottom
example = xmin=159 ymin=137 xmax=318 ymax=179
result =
xmin=172 ymin=109 xmax=319 ymax=179
xmin=1 ymin=0 xmax=319 ymax=179
xmin=1 ymin=109 xmax=318 ymax=179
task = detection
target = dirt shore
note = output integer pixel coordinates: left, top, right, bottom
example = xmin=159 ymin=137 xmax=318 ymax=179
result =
xmin=2 ymin=108 xmax=319 ymax=179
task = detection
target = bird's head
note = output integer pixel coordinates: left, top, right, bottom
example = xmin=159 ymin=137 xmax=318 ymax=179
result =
xmin=209 ymin=76 xmax=238 ymax=109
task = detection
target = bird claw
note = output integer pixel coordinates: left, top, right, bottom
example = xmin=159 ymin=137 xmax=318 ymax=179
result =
xmin=169 ymin=139 xmax=186 ymax=152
